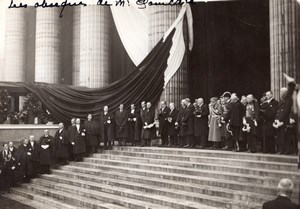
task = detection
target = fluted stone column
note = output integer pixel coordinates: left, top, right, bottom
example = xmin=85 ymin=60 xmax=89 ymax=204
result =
xmin=72 ymin=7 xmax=81 ymax=86
xmin=77 ymin=6 xmax=110 ymax=88
xmin=270 ymin=0 xmax=300 ymax=99
xmin=35 ymin=8 xmax=61 ymax=83
xmin=148 ymin=6 xmax=188 ymax=107
xmin=3 ymin=9 xmax=26 ymax=82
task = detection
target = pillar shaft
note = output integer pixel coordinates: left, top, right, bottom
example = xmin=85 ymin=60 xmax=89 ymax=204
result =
xmin=4 ymin=9 xmax=26 ymax=82
xmin=270 ymin=0 xmax=300 ymax=99
xmin=72 ymin=7 xmax=81 ymax=86
xmin=78 ymin=6 xmax=110 ymax=88
xmin=148 ymin=6 xmax=188 ymax=107
xmin=35 ymin=8 xmax=61 ymax=83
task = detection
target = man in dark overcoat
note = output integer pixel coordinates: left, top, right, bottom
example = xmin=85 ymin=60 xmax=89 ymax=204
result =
xmin=100 ymin=106 xmax=114 ymax=150
xmin=128 ymin=104 xmax=140 ymax=146
xmin=274 ymin=81 xmax=295 ymax=154
xmin=139 ymin=101 xmax=147 ymax=145
xmin=55 ymin=123 xmax=69 ymax=165
xmin=158 ymin=101 xmax=170 ymax=146
xmin=175 ymin=99 xmax=186 ymax=147
xmin=83 ymin=114 xmax=100 ymax=155
xmin=115 ymin=104 xmax=129 ymax=146
xmin=39 ymin=130 xmax=55 ymax=174
xmin=261 ymin=91 xmax=278 ymax=153
xmin=17 ymin=138 xmax=32 ymax=180
xmin=224 ymin=94 xmax=244 ymax=151
xmin=28 ymin=135 xmax=39 ymax=179
xmin=141 ymin=102 xmax=156 ymax=146
xmin=167 ymin=102 xmax=179 ymax=146
xmin=193 ymin=98 xmax=209 ymax=148
xmin=68 ymin=118 xmax=76 ymax=161
xmin=0 ymin=143 xmax=16 ymax=194
xmin=182 ymin=98 xmax=195 ymax=148
xmin=70 ymin=118 xmax=86 ymax=161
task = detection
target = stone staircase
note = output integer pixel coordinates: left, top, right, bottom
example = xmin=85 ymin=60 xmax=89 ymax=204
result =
xmin=5 ymin=147 xmax=300 ymax=209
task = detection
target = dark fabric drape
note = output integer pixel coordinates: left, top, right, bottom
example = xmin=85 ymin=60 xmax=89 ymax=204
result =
xmin=0 ymin=30 xmax=175 ymax=125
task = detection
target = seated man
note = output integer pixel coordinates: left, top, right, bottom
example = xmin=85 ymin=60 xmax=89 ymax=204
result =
xmin=262 ymin=178 xmax=299 ymax=209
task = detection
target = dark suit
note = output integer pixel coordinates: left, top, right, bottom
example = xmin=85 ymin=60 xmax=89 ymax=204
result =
xmin=128 ymin=109 xmax=140 ymax=145
xmin=28 ymin=141 xmax=39 ymax=178
xmin=83 ymin=119 xmax=100 ymax=153
xmin=194 ymin=104 xmax=209 ymax=147
xmin=55 ymin=128 xmax=69 ymax=163
xmin=100 ymin=112 xmax=114 ymax=149
xmin=115 ymin=110 xmax=129 ymax=145
xmin=142 ymin=108 xmax=156 ymax=146
xmin=182 ymin=104 xmax=195 ymax=146
xmin=69 ymin=125 xmax=86 ymax=161
xmin=275 ymin=82 xmax=295 ymax=154
xmin=16 ymin=144 xmax=31 ymax=179
xmin=224 ymin=100 xmax=244 ymax=150
xmin=261 ymin=98 xmax=278 ymax=153
xmin=176 ymin=107 xmax=186 ymax=146
xmin=0 ymin=150 xmax=15 ymax=192
xmin=262 ymin=196 xmax=299 ymax=209
xmin=39 ymin=135 xmax=56 ymax=173
xmin=158 ymin=106 xmax=170 ymax=146
xmin=167 ymin=108 xmax=179 ymax=146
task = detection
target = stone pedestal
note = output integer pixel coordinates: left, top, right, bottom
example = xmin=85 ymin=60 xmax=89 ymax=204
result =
xmin=35 ymin=8 xmax=61 ymax=83
xmin=148 ymin=6 xmax=188 ymax=107
xmin=269 ymin=0 xmax=300 ymax=99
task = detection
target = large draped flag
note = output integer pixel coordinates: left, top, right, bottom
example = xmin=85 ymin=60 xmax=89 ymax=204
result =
xmin=0 ymin=5 xmax=191 ymax=124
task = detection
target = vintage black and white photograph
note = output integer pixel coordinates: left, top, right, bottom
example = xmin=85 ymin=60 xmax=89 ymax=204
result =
xmin=0 ymin=0 xmax=299 ymax=208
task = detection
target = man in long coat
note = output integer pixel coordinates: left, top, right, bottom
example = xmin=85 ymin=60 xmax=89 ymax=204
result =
xmin=182 ymin=98 xmax=195 ymax=148
xmin=260 ymin=91 xmax=278 ymax=153
xmin=100 ymin=106 xmax=114 ymax=150
xmin=28 ymin=135 xmax=39 ymax=178
xmin=0 ymin=143 xmax=16 ymax=194
xmin=68 ymin=118 xmax=76 ymax=161
xmin=274 ymin=82 xmax=295 ymax=154
xmin=17 ymin=138 xmax=32 ymax=180
xmin=83 ymin=114 xmax=100 ymax=155
xmin=224 ymin=94 xmax=244 ymax=151
xmin=194 ymin=98 xmax=209 ymax=148
xmin=128 ymin=104 xmax=140 ymax=146
xmin=175 ymin=99 xmax=187 ymax=147
xmin=115 ymin=104 xmax=129 ymax=146
xmin=139 ymin=101 xmax=147 ymax=145
xmin=167 ymin=103 xmax=179 ymax=146
xmin=39 ymin=130 xmax=56 ymax=174
xmin=55 ymin=123 xmax=69 ymax=165
xmin=141 ymin=102 xmax=156 ymax=146
xmin=158 ymin=101 xmax=170 ymax=146
xmin=70 ymin=118 xmax=86 ymax=161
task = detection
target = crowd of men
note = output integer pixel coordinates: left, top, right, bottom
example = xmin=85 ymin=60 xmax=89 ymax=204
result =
xmin=0 ymin=80 xmax=298 ymax=195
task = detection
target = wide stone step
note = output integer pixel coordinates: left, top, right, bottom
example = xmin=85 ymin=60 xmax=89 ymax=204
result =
xmin=49 ymin=168 xmax=272 ymax=207
xmin=29 ymin=178 xmax=218 ymax=209
xmin=3 ymin=193 xmax=62 ymax=209
xmin=59 ymin=164 xmax=299 ymax=202
xmin=9 ymin=187 xmax=84 ymax=209
xmin=101 ymin=150 xmax=298 ymax=171
xmin=111 ymin=147 xmax=298 ymax=164
xmin=81 ymin=157 xmax=300 ymax=186
xmin=19 ymin=183 xmax=139 ymax=209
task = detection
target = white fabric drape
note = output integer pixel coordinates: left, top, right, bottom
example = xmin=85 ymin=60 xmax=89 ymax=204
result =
xmin=111 ymin=4 xmax=193 ymax=87
xmin=110 ymin=5 xmax=149 ymax=66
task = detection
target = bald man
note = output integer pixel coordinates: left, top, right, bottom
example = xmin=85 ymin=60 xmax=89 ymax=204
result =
xmin=262 ymin=178 xmax=299 ymax=209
